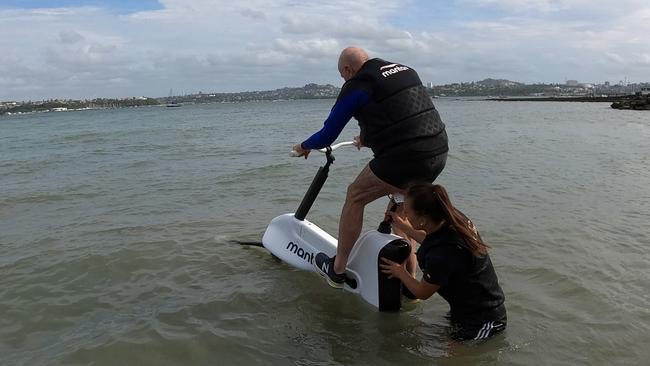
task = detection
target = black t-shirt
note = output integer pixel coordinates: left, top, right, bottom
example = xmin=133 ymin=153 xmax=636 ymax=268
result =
xmin=416 ymin=226 xmax=506 ymax=327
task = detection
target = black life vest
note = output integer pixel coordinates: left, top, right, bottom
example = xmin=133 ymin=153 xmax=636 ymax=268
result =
xmin=349 ymin=58 xmax=448 ymax=157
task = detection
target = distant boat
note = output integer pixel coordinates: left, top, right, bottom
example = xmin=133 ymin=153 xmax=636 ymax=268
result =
xmin=167 ymin=89 xmax=181 ymax=107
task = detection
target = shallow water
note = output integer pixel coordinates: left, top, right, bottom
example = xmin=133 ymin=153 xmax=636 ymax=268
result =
xmin=1 ymin=99 xmax=649 ymax=365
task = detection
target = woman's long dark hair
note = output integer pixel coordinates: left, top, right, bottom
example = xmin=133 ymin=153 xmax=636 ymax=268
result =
xmin=406 ymin=183 xmax=490 ymax=256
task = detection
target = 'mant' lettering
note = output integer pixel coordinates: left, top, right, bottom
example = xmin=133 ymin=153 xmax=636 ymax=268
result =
xmin=381 ymin=65 xmax=409 ymax=78
xmin=286 ymin=241 xmax=314 ymax=264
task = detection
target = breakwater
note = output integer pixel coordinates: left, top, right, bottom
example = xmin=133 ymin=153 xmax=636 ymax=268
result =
xmin=488 ymin=96 xmax=626 ymax=102
xmin=611 ymin=95 xmax=650 ymax=110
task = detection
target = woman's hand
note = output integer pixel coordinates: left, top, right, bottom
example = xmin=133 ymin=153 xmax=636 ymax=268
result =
xmin=379 ymin=257 xmax=408 ymax=280
xmin=381 ymin=258 xmax=440 ymax=300
xmin=385 ymin=210 xmax=412 ymax=233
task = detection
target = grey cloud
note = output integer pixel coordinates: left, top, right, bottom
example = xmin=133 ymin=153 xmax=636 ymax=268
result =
xmin=43 ymin=41 xmax=130 ymax=76
xmin=240 ymin=8 xmax=266 ymax=20
xmin=3 ymin=1 xmax=650 ymax=101
xmin=88 ymin=43 xmax=118 ymax=54
xmin=635 ymin=53 xmax=650 ymax=65
xmin=59 ymin=30 xmax=84 ymax=44
xmin=206 ymin=49 xmax=290 ymax=67
xmin=280 ymin=14 xmax=323 ymax=34
xmin=330 ymin=17 xmax=411 ymax=41
xmin=273 ymin=38 xmax=340 ymax=59
xmin=206 ymin=53 xmax=227 ymax=66
xmin=460 ymin=21 xmax=520 ymax=32
xmin=466 ymin=0 xmax=569 ymax=13
xmin=606 ymin=52 xmax=625 ymax=64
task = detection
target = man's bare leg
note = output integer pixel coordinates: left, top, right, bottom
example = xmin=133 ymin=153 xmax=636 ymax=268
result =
xmin=333 ymin=165 xmax=404 ymax=274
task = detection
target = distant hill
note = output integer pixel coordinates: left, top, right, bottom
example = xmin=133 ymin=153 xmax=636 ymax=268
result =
xmin=475 ymin=78 xmax=523 ymax=87
xmin=165 ymin=83 xmax=341 ymax=104
xmin=432 ymin=78 xmax=556 ymax=97
xmin=5 ymin=79 xmax=647 ymax=112
xmin=0 ymin=97 xmax=159 ymax=115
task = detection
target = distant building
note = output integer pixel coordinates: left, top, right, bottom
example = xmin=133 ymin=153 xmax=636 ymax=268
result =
xmin=566 ymin=80 xmax=579 ymax=86
xmin=426 ymin=82 xmax=434 ymax=89
xmin=642 ymin=87 xmax=650 ymax=95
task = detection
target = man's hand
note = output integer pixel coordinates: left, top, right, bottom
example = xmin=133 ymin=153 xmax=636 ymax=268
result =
xmin=353 ymin=135 xmax=363 ymax=150
xmin=292 ymin=143 xmax=311 ymax=159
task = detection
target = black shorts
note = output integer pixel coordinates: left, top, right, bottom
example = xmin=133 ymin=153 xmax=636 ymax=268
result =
xmin=369 ymin=152 xmax=447 ymax=189
xmin=450 ymin=320 xmax=507 ymax=341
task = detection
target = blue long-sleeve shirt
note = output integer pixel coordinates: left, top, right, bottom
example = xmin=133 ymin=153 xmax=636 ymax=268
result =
xmin=301 ymin=89 xmax=370 ymax=150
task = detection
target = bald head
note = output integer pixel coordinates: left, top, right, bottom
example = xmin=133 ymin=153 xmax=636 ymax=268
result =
xmin=338 ymin=47 xmax=369 ymax=81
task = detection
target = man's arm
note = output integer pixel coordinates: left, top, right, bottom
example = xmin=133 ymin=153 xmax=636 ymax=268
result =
xmin=299 ymin=89 xmax=369 ymax=151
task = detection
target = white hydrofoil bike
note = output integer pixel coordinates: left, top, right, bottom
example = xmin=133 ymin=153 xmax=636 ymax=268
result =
xmin=261 ymin=141 xmax=412 ymax=312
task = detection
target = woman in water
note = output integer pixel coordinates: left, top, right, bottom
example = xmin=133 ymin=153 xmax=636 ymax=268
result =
xmin=380 ymin=183 xmax=507 ymax=341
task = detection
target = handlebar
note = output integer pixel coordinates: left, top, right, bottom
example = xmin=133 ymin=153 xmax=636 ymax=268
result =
xmin=290 ymin=141 xmax=356 ymax=157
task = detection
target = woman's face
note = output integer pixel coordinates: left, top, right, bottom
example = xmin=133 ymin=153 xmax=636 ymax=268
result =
xmin=403 ymin=198 xmax=424 ymax=227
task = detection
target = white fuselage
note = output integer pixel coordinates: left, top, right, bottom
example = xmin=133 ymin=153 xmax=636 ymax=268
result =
xmin=262 ymin=213 xmax=404 ymax=309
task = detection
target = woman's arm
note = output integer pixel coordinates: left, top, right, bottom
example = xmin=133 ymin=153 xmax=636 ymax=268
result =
xmin=385 ymin=211 xmax=427 ymax=243
xmin=380 ymin=258 xmax=439 ymax=300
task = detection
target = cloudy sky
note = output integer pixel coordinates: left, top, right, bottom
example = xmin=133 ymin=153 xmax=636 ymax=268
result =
xmin=1 ymin=0 xmax=649 ymax=101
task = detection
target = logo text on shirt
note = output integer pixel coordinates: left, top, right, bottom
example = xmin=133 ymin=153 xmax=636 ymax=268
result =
xmin=380 ymin=64 xmax=409 ymax=78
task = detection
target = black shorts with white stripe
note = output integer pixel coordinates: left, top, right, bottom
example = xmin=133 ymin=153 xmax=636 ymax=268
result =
xmin=450 ymin=320 xmax=507 ymax=341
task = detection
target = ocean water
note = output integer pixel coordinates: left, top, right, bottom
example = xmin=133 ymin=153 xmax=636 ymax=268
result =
xmin=1 ymin=99 xmax=649 ymax=365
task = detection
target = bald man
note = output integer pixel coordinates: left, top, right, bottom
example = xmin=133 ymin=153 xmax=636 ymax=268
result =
xmin=292 ymin=47 xmax=448 ymax=289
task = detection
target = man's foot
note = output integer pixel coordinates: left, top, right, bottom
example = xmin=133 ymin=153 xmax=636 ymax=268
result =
xmin=313 ymin=253 xmax=346 ymax=289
